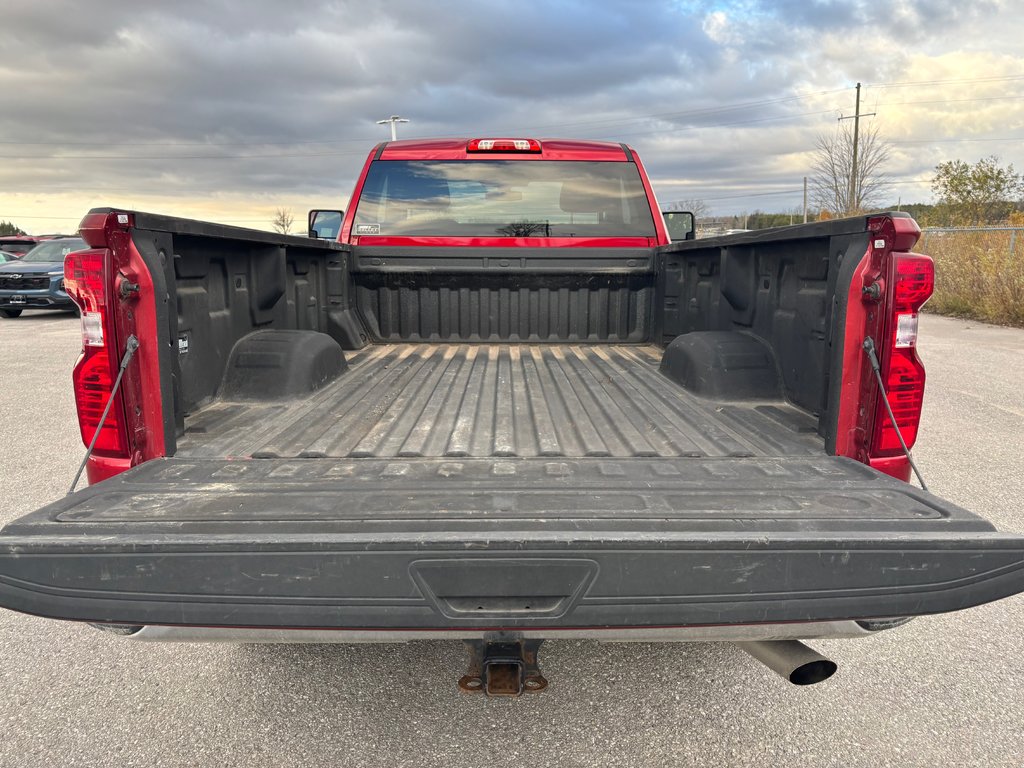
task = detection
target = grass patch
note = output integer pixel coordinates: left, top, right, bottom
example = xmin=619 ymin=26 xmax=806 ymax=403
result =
xmin=920 ymin=229 xmax=1024 ymax=327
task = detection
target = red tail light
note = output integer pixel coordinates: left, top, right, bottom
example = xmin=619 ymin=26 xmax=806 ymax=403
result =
xmin=870 ymin=253 xmax=934 ymax=457
xmin=64 ymin=247 xmax=130 ymax=456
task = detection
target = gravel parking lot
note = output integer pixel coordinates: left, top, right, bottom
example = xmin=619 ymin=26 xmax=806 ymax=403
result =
xmin=0 ymin=311 xmax=1021 ymax=768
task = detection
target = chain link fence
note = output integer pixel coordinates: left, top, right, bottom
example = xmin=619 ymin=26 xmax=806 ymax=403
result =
xmin=919 ymin=226 xmax=1024 ymax=327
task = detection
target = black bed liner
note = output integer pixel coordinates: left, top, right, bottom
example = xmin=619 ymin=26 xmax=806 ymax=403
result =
xmin=17 ymin=210 xmax=1019 ymax=635
xmin=177 ymin=344 xmax=823 ymax=460
xmin=2 ymin=455 xmax=1023 ymax=630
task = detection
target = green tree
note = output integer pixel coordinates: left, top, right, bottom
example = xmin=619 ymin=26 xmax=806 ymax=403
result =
xmin=932 ymin=156 xmax=1024 ymax=226
xmin=0 ymin=221 xmax=26 ymax=236
xmin=746 ymin=211 xmax=792 ymax=229
xmin=900 ymin=203 xmax=939 ymax=227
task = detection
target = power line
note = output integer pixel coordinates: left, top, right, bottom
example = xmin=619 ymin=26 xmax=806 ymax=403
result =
xmin=9 ymin=79 xmax=1017 ymax=156
xmin=877 ymin=95 xmax=1024 ymax=107
xmin=678 ymin=177 xmax=933 ymax=203
xmin=509 ymin=88 xmax=852 ymax=132
xmin=0 ymin=75 xmax=1018 ymax=153
xmin=701 ymin=187 xmax=867 ymax=203
xmin=0 ymin=135 xmax=385 ymax=147
xmin=0 ymin=88 xmax=853 ymax=148
xmin=864 ymin=74 xmax=1024 ymax=89
xmin=890 ymin=136 xmax=1024 ymax=144
xmin=1 ymin=213 xmax=272 ymax=222
xmin=586 ymin=108 xmax=842 ymax=141
xmin=12 ymin=120 xmax=1017 ymax=159
xmin=699 ymin=189 xmax=804 ymax=202
xmin=0 ymin=106 xmax=843 ymax=160
xmin=0 ymin=215 xmax=82 ymax=220
xmin=0 ymin=149 xmax=372 ymax=160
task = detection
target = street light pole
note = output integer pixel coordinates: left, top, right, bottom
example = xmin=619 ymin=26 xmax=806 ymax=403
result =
xmin=376 ymin=115 xmax=410 ymax=141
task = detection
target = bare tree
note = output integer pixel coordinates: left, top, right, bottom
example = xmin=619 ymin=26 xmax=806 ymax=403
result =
xmin=495 ymin=220 xmax=549 ymax=237
xmin=272 ymin=208 xmax=295 ymax=234
xmin=811 ymin=123 xmax=891 ymax=216
xmin=665 ymin=198 xmax=710 ymax=219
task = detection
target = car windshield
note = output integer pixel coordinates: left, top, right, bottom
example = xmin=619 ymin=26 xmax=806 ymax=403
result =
xmin=19 ymin=239 xmax=87 ymax=263
xmin=353 ymin=160 xmax=656 ymax=238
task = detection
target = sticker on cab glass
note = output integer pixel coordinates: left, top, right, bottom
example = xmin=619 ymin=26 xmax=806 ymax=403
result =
xmin=178 ymin=333 xmax=190 ymax=355
xmin=355 ymin=224 xmax=381 ymax=235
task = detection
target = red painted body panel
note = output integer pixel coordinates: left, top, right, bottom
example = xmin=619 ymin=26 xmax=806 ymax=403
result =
xmin=833 ymin=247 xmax=881 ymax=463
xmin=113 ymin=237 xmax=168 ymax=463
xmin=339 ymin=142 xmax=383 ymax=244
xmin=85 ymin=455 xmax=133 ymax=485
xmin=77 ymin=211 xmax=112 ymax=249
xmin=869 ymin=456 xmax=912 ymax=483
xmin=378 ymin=137 xmax=631 ymax=162
xmin=832 ymin=215 xmax=926 ymax=483
xmin=76 ymin=211 xmax=168 ymax=484
xmin=355 ymin=236 xmax=656 ymax=248
xmin=630 ymin=147 xmax=670 ymax=245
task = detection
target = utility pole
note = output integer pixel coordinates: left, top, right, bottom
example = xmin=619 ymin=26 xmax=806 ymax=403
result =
xmin=376 ymin=115 xmax=409 ymax=141
xmin=838 ymin=83 xmax=875 ymax=213
xmin=803 ymin=176 xmax=808 ymax=223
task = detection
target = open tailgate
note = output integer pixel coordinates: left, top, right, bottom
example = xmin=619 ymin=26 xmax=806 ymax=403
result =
xmin=1 ymin=456 xmax=1023 ymax=630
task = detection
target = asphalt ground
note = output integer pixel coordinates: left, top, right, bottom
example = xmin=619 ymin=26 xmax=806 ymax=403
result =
xmin=0 ymin=311 xmax=1021 ymax=767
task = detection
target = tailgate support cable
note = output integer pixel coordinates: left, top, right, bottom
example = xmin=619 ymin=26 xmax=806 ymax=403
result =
xmin=862 ymin=337 xmax=929 ymax=492
xmin=68 ymin=335 xmax=140 ymax=495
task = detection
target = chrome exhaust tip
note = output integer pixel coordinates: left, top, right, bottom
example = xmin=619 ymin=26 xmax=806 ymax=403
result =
xmin=735 ymin=640 xmax=838 ymax=686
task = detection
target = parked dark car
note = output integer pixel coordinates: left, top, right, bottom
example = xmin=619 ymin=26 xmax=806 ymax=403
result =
xmin=0 ymin=237 xmax=85 ymax=318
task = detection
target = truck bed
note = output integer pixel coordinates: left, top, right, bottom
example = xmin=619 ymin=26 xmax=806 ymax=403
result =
xmin=3 ymin=211 xmax=1024 ymax=637
xmin=177 ymin=344 xmax=823 ymax=460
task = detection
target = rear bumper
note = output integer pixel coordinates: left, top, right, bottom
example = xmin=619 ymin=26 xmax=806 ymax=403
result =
xmin=2 ymin=456 xmax=1023 ymax=632
xmin=3 ymin=531 xmax=1023 ymax=631
xmin=0 ymin=287 xmax=74 ymax=310
xmin=119 ymin=621 xmax=880 ymax=643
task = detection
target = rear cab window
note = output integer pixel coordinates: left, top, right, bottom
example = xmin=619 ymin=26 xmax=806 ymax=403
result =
xmin=0 ymin=243 xmax=34 ymax=256
xmin=353 ymin=160 xmax=657 ymax=238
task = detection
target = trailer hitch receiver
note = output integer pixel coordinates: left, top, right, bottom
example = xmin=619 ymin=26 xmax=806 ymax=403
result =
xmin=458 ymin=638 xmax=547 ymax=696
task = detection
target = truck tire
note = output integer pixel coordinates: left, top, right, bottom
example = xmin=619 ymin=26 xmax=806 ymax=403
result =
xmin=0 ymin=309 xmax=23 ymax=318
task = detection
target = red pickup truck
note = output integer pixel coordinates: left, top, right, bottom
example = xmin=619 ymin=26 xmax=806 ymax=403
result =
xmin=1 ymin=137 xmax=1022 ymax=694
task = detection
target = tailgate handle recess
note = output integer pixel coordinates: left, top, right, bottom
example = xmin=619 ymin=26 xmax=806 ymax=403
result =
xmin=410 ymin=558 xmax=598 ymax=621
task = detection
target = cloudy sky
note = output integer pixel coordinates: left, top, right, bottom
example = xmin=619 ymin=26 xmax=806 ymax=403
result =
xmin=1 ymin=0 xmax=1022 ymax=233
